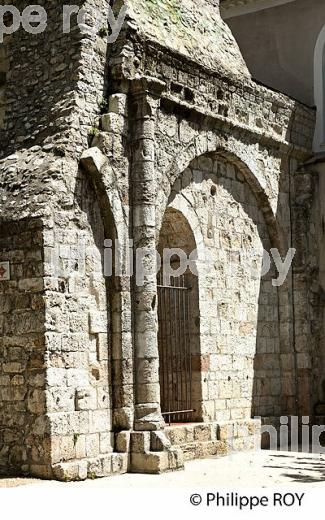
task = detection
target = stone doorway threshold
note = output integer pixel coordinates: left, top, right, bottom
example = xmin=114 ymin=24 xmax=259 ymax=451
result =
xmin=165 ymin=419 xmax=261 ymax=461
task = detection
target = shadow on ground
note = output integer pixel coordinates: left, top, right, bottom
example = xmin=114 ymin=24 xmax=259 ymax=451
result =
xmin=264 ymin=452 xmax=325 ymax=483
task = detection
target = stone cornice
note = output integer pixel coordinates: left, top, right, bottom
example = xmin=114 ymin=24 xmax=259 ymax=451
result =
xmin=221 ymin=0 xmax=296 ymax=19
xmin=160 ymin=92 xmax=313 ymax=160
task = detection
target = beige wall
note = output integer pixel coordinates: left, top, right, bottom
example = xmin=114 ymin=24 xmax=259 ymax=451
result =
xmin=224 ymin=0 xmax=325 ymax=107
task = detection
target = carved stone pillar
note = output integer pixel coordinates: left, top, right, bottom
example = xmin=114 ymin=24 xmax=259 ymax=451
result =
xmin=130 ymin=77 xmax=165 ymax=431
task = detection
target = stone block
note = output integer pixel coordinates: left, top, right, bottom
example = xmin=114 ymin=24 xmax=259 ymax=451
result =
xmin=89 ymin=311 xmax=107 ymax=334
xmin=85 ymin=434 xmax=100 ymax=458
xmin=167 ymin=448 xmax=184 ymax=470
xmin=193 ymin=424 xmax=212 ymax=442
xmin=87 ymin=456 xmax=113 ymax=478
xmin=151 ymin=430 xmax=171 ymax=451
xmin=51 ymin=435 xmax=75 ymax=464
xmin=90 ymin=409 xmax=111 ymax=433
xmin=74 ymin=434 xmax=86 ymax=459
xmin=217 ymin=423 xmax=233 ymax=441
xmin=30 ymin=465 xmax=53 ymax=479
xmin=101 ymin=113 xmax=127 ymax=136
xmin=130 ymin=452 xmax=169 ymax=474
xmin=111 ymin=453 xmax=128 ymax=474
xmin=131 ymin=431 xmax=151 ymax=453
xmin=80 ymin=147 xmax=107 ymax=176
xmin=109 ymin=94 xmax=128 ymax=116
xmin=165 ymin=426 xmax=188 ymax=445
xmin=100 ymin=432 xmax=113 ymax=454
xmin=116 ymin=431 xmax=131 ymax=453
xmin=18 ymin=278 xmax=43 ymax=292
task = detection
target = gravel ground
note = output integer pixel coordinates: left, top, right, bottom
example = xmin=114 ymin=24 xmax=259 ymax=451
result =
xmin=1 ymin=450 xmax=324 ymax=489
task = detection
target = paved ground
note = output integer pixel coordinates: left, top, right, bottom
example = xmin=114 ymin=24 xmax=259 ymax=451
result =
xmin=1 ymin=450 xmax=325 ymax=488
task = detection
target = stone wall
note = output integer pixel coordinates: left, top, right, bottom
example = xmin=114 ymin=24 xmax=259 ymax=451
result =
xmin=0 ymin=0 xmax=321 ymax=479
xmin=0 ymin=0 xmax=108 ymax=158
xmin=44 ymin=171 xmax=117 ymax=479
xmin=0 ymin=218 xmax=49 ymax=476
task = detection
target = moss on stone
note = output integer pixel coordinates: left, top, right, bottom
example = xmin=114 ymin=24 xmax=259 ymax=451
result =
xmin=125 ymin=0 xmax=250 ymax=80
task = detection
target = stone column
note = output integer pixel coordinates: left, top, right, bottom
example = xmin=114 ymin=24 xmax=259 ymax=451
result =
xmin=130 ymin=77 xmax=165 ymax=431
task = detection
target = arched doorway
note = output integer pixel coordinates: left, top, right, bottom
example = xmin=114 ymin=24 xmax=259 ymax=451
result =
xmin=157 ymin=208 xmax=201 ymax=423
xmin=158 ymin=150 xmax=285 ymax=425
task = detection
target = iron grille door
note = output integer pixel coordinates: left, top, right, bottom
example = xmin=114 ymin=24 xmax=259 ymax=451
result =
xmin=157 ymin=274 xmax=193 ymax=423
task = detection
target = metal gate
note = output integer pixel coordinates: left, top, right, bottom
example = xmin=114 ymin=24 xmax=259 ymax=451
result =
xmin=157 ymin=273 xmax=193 ymax=424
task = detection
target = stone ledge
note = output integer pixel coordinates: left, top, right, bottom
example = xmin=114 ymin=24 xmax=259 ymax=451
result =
xmin=165 ymin=419 xmax=261 ymax=461
xmin=52 ymin=453 xmax=128 ymax=482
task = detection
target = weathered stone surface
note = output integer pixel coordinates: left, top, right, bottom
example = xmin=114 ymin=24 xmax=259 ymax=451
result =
xmin=0 ymin=0 xmax=320 ymax=481
xmin=166 ymin=420 xmax=259 ymax=461
xmin=80 ymin=148 xmax=107 ymax=176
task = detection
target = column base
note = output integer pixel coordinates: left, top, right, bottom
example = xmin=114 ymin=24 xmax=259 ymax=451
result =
xmin=134 ymin=404 xmax=165 ymax=431
xmin=128 ymin=430 xmax=184 ymax=474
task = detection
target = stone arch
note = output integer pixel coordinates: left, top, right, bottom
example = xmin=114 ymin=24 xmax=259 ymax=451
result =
xmin=157 ymin=147 xmax=291 ymax=422
xmin=79 ymin=151 xmax=133 ymax=431
xmin=157 ymin=135 xmax=286 ymax=255
xmin=167 ymin=196 xmax=206 ymax=266
xmin=314 ymin=24 xmax=325 ymax=151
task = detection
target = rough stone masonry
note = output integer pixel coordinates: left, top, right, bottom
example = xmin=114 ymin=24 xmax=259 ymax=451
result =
xmin=0 ymin=0 xmax=323 ymax=480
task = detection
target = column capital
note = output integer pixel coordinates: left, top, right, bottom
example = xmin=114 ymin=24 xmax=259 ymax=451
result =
xmin=130 ymin=76 xmax=166 ymax=101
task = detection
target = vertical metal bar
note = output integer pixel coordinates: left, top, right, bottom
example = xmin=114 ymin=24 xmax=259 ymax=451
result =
xmin=182 ymin=274 xmax=186 ymax=420
xmin=183 ymin=274 xmax=190 ymax=415
xmin=172 ymin=276 xmax=176 ymax=416
xmin=187 ymin=277 xmax=192 ymax=415
xmin=157 ymin=273 xmax=193 ymax=423
xmin=169 ymin=279 xmax=173 ymax=415
xmin=165 ymin=284 xmax=170 ymax=415
xmin=163 ymin=285 xmax=167 ymax=415
xmin=180 ymin=275 xmax=185 ymax=422
xmin=159 ymin=273 xmax=165 ymax=416
xmin=178 ymin=274 xmax=182 ymax=422
xmin=163 ymin=283 xmax=168 ymax=415
xmin=176 ymin=275 xmax=180 ymax=422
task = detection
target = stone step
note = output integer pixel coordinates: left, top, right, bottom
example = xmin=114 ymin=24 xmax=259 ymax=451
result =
xmin=176 ymin=440 xmax=227 ymax=461
xmin=165 ymin=423 xmax=217 ymax=447
xmin=165 ymin=420 xmax=260 ymax=462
